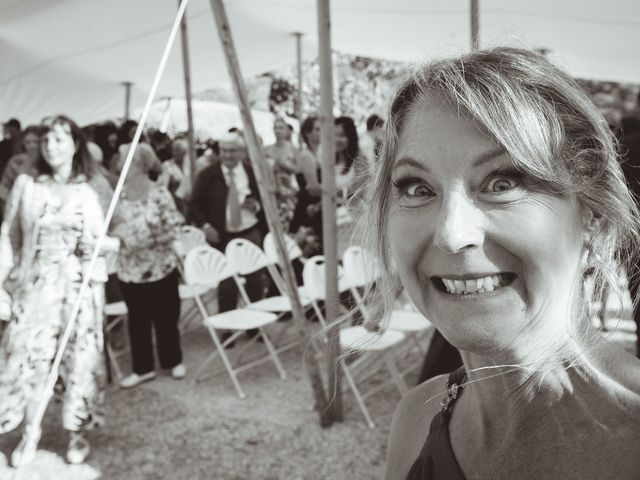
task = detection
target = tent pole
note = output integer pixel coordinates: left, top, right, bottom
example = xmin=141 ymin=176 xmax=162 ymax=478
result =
xmin=122 ymin=81 xmax=133 ymax=119
xmin=317 ymin=0 xmax=343 ymax=423
xmin=470 ymin=0 xmax=479 ymax=51
xmin=179 ymin=0 xmax=198 ymax=187
xmin=208 ymin=0 xmax=332 ymax=426
xmin=293 ymin=32 xmax=304 ymax=120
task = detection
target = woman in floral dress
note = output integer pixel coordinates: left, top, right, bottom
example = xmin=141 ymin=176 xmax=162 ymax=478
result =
xmin=0 ymin=115 xmax=116 ymax=466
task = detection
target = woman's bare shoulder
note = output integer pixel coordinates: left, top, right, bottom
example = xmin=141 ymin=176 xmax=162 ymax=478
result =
xmin=385 ymin=374 xmax=450 ymax=480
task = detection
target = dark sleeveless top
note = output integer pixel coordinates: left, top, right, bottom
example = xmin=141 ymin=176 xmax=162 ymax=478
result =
xmin=405 ymin=367 xmax=468 ymax=480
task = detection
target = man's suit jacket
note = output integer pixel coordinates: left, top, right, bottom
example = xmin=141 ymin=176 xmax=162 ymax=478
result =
xmin=188 ymin=159 xmax=266 ymax=245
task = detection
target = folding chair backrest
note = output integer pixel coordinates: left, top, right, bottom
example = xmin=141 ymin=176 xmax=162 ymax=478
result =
xmin=336 ymin=205 xmax=352 ymax=226
xmin=263 ymin=232 xmax=303 ymax=266
xmin=184 ymin=245 xmax=233 ymax=287
xmin=174 ymin=225 xmax=206 ymax=259
xmin=302 ymin=255 xmax=327 ymax=302
xmin=342 ymin=246 xmax=381 ymax=289
xmin=225 ymin=238 xmax=272 ymax=275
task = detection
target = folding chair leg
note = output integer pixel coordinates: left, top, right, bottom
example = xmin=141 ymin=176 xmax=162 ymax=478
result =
xmin=105 ymin=315 xmax=127 ymax=380
xmin=194 ymin=327 xmax=246 ymax=399
xmin=179 ymin=299 xmax=201 ymax=333
xmin=341 ymin=359 xmax=375 ymax=428
xmin=259 ymin=328 xmax=287 ymax=379
xmin=383 ymin=352 xmax=409 ymax=395
xmin=105 ymin=344 xmax=123 ymax=380
xmin=411 ymin=333 xmax=426 ymax=356
xmin=192 ymin=352 xmax=220 ymax=383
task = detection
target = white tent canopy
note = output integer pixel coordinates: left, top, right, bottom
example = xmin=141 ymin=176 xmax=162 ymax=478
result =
xmin=1 ymin=0 xmax=638 ymax=125
xmin=139 ymin=98 xmax=296 ymax=144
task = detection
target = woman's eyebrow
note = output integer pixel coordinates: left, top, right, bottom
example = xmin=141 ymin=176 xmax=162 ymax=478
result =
xmin=392 ymin=156 xmax=430 ymax=173
xmin=472 ymin=148 xmax=506 ymax=168
xmin=392 ymin=148 xmax=505 ymax=173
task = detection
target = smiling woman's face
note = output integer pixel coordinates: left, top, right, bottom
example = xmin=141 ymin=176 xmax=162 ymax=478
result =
xmin=387 ymin=95 xmax=587 ymax=354
xmin=41 ymin=123 xmax=76 ymax=172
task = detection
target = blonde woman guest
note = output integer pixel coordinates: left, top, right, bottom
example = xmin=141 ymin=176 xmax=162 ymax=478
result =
xmin=110 ymin=148 xmax=186 ymax=389
xmin=264 ymin=117 xmax=299 ymax=233
xmin=361 ymin=48 xmax=640 ymax=479
xmin=158 ymin=138 xmax=193 ymax=215
xmin=0 ymin=115 xmax=117 ymax=466
xmin=110 ymin=121 xmax=163 ymax=187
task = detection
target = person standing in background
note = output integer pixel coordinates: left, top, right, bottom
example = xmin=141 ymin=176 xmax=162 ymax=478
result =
xmin=265 ymin=117 xmax=298 ymax=233
xmin=619 ymin=114 xmax=640 ymax=357
xmin=360 ymin=114 xmax=384 ymax=168
xmin=158 ymin=138 xmax=192 ymax=215
xmin=0 ymin=125 xmax=43 ymax=220
xmin=189 ymin=131 xmax=267 ymax=314
xmin=0 ymin=119 xmax=22 ymax=177
xmin=110 ymin=149 xmax=186 ymax=389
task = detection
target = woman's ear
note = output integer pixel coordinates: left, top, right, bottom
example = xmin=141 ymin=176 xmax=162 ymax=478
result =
xmin=582 ymin=209 xmax=603 ymax=245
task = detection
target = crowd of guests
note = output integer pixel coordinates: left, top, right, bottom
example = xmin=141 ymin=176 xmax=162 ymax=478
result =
xmin=0 ymin=111 xmax=382 ymax=467
xmin=1 ymin=54 xmax=638 ymax=476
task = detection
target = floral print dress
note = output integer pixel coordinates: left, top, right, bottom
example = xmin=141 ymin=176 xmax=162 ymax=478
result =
xmin=0 ymin=174 xmax=107 ymax=433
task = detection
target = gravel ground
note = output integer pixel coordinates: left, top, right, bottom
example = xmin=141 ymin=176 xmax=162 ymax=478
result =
xmin=0 ymin=317 xmax=421 ymax=480
xmin=0 ymin=299 xmax=635 ymax=480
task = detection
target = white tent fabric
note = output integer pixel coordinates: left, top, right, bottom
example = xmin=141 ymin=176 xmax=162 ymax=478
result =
xmin=138 ymin=98 xmax=297 ymax=144
xmin=1 ymin=0 xmax=638 ymax=126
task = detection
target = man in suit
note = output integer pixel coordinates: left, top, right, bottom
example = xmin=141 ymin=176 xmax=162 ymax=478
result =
xmin=189 ymin=131 xmax=267 ymax=313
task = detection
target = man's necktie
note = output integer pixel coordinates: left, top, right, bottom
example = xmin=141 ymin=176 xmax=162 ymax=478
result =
xmin=227 ymin=168 xmax=242 ymax=231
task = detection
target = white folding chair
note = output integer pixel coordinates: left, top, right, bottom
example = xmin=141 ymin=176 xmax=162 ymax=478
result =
xmin=174 ymin=225 xmax=206 ymax=257
xmin=302 ymin=255 xmax=407 ymax=428
xmin=263 ymin=232 xmax=304 ymax=266
xmin=225 ymin=238 xmax=315 ymax=352
xmin=173 ymin=225 xmax=213 ymax=333
xmin=184 ymin=245 xmax=287 ymax=398
xmin=226 ymin=238 xmax=313 ymax=312
xmin=342 ymin=246 xmax=432 ymax=354
xmin=103 ymin=250 xmax=129 ymax=381
xmin=336 ymin=205 xmax=352 ymax=227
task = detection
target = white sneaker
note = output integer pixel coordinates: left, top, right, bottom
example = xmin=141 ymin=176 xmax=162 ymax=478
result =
xmin=66 ymin=432 xmax=90 ymax=464
xmin=170 ymin=363 xmax=186 ymax=379
xmin=11 ymin=426 xmax=40 ymax=467
xmin=119 ymin=371 xmax=156 ymax=389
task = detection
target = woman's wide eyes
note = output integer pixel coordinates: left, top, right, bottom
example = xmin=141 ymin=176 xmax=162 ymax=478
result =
xmin=392 ymin=178 xmax=434 ymax=201
xmin=392 ymin=170 xmax=524 ymax=204
xmin=485 ymin=177 xmax=519 ymax=192
xmin=406 ymin=184 xmax=431 ymax=197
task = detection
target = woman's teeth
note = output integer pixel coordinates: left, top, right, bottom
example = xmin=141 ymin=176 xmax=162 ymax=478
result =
xmin=441 ymin=274 xmax=506 ymax=295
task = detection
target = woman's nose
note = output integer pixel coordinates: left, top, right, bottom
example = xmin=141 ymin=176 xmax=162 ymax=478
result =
xmin=433 ymin=191 xmax=484 ymax=254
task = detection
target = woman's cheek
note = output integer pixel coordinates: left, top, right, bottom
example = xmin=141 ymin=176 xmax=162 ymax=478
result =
xmin=388 ymin=213 xmax=423 ymax=278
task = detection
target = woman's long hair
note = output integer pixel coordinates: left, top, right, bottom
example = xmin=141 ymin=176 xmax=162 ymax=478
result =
xmin=36 ymin=115 xmax=95 ymax=180
xmin=352 ymin=47 xmax=640 ymax=375
xmin=335 ymin=116 xmax=359 ymax=173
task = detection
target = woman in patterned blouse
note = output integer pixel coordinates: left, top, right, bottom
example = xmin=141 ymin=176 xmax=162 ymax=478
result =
xmin=110 ymin=144 xmax=186 ymax=389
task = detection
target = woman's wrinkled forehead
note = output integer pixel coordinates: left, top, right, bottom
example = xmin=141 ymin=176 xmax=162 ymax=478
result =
xmin=394 ymin=93 xmax=501 ymax=167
